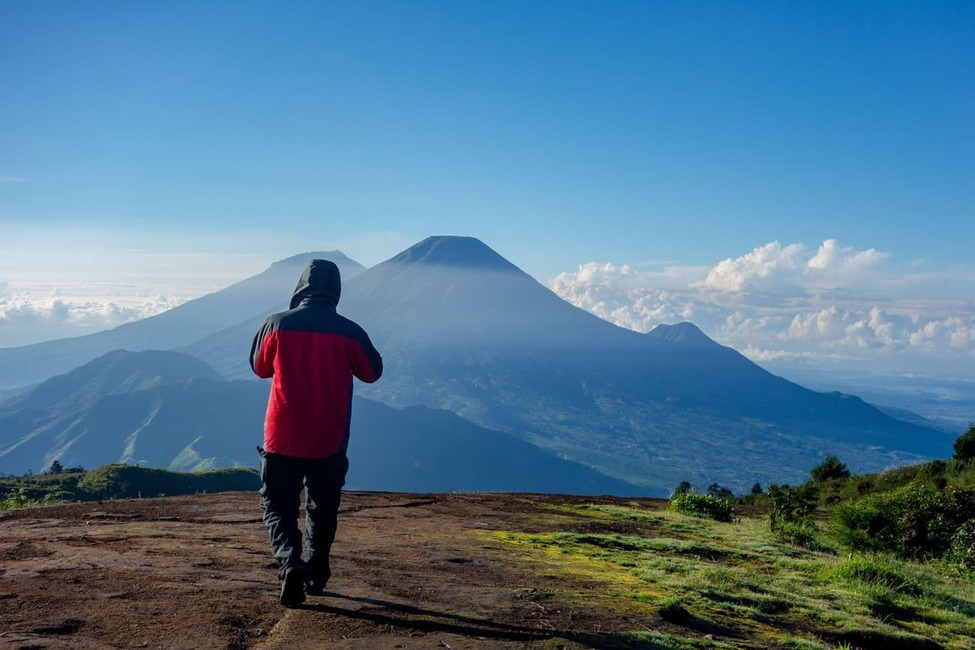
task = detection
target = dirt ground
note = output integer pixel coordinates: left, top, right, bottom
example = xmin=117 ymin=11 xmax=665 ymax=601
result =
xmin=0 ymin=491 xmax=703 ymax=650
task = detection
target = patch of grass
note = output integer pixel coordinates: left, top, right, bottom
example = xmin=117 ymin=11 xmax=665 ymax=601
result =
xmin=778 ymin=638 xmax=832 ymax=650
xmin=823 ymin=554 xmax=927 ymax=597
xmin=571 ymin=503 xmax=668 ymax=524
xmin=483 ymin=498 xmax=975 ymax=650
xmin=773 ymin=519 xmax=831 ymax=551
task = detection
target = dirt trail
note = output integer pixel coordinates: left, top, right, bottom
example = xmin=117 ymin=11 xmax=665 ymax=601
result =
xmin=0 ymin=491 xmax=677 ymax=649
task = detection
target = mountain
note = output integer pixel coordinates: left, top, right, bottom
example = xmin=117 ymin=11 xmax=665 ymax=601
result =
xmin=0 ymin=350 xmax=636 ymax=495
xmin=0 ymin=251 xmax=365 ymax=391
xmin=646 ymin=322 xmax=719 ymax=346
xmin=334 ymin=237 xmax=958 ymax=492
xmin=190 ymin=235 xmax=658 ymax=379
xmin=0 ymin=349 xmax=221 ymax=412
xmin=181 ymin=237 xmax=953 ymax=495
xmin=0 ymin=350 xmax=255 ymax=474
xmin=2 ymin=237 xmax=955 ymax=495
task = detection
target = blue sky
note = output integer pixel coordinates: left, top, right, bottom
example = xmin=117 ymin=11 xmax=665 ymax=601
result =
xmin=2 ymin=2 xmax=974 ymax=377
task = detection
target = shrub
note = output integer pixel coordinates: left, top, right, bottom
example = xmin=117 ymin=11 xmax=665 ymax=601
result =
xmin=671 ymin=481 xmax=691 ymax=497
xmin=832 ymin=482 xmax=975 ymax=560
xmin=832 ymin=483 xmax=932 ymax=556
xmin=810 ymin=454 xmax=850 ymax=482
xmin=927 ymin=483 xmax=975 ymax=554
xmin=669 ymin=491 xmax=734 ymax=522
xmin=707 ymin=482 xmax=733 ymax=499
xmin=946 ymin=520 xmax=975 ymax=574
xmin=0 ymin=487 xmax=65 ymax=510
xmin=954 ymin=425 xmax=975 ymax=462
xmin=773 ymin=519 xmax=824 ymax=550
xmin=766 ymin=483 xmax=816 ymax=531
xmin=0 ymin=487 xmax=32 ymax=510
xmin=765 ymin=483 xmax=822 ymax=547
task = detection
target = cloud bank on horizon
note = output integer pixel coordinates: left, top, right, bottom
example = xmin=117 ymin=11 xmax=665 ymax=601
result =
xmin=0 ymin=224 xmax=417 ymax=348
xmin=3 ymin=236 xmax=974 ymax=380
xmin=0 ymin=285 xmax=194 ymax=347
xmin=550 ymin=239 xmax=975 ymax=377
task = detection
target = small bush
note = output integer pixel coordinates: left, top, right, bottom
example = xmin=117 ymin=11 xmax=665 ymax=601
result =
xmin=669 ymin=491 xmax=734 ymax=522
xmin=0 ymin=487 xmax=65 ymax=510
xmin=707 ymin=482 xmax=733 ymax=499
xmin=946 ymin=520 xmax=975 ymax=574
xmin=766 ymin=483 xmax=816 ymax=530
xmin=832 ymin=483 xmax=931 ymax=556
xmin=832 ymin=482 xmax=975 ymax=560
xmin=927 ymin=483 xmax=975 ymax=553
xmin=810 ymin=454 xmax=851 ymax=482
xmin=764 ymin=483 xmax=823 ymax=548
xmin=0 ymin=487 xmax=32 ymax=510
xmin=954 ymin=425 xmax=975 ymax=462
xmin=671 ymin=480 xmax=691 ymax=497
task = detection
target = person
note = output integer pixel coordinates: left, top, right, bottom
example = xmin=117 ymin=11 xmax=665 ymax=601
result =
xmin=250 ymin=258 xmax=382 ymax=607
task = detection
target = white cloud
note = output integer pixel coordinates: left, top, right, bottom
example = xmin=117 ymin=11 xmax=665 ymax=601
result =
xmin=549 ymin=262 xmax=721 ymax=333
xmin=0 ymin=287 xmax=192 ymax=347
xmin=807 ymin=239 xmax=887 ymax=273
xmin=697 ymin=241 xmax=806 ymax=293
xmin=549 ymin=239 xmax=975 ymax=377
xmin=696 ymin=239 xmax=888 ymax=297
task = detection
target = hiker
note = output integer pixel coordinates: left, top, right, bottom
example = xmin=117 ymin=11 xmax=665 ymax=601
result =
xmin=250 ymin=259 xmax=383 ymax=607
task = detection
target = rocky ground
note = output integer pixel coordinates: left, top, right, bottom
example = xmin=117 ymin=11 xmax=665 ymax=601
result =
xmin=0 ymin=491 xmax=683 ymax=649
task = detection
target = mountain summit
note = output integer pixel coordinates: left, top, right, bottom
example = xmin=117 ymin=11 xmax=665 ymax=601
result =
xmin=382 ymin=236 xmax=523 ymax=272
xmin=647 ymin=322 xmax=720 ymax=348
xmin=340 ymin=236 xmax=633 ymax=350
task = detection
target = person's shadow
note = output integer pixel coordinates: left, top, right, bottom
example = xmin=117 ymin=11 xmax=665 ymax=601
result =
xmin=300 ymin=591 xmax=675 ymax=649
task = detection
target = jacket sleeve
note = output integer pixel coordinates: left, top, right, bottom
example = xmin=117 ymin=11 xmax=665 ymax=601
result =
xmin=249 ymin=320 xmax=277 ymax=378
xmin=350 ymin=329 xmax=383 ymax=384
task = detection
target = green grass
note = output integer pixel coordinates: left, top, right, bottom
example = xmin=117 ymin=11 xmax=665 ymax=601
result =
xmin=485 ymin=500 xmax=975 ymax=649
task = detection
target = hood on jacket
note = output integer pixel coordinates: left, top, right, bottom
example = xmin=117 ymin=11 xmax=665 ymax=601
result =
xmin=290 ymin=259 xmax=341 ymax=309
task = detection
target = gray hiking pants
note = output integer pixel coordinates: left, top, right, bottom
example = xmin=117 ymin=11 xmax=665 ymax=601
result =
xmin=258 ymin=448 xmax=349 ymax=584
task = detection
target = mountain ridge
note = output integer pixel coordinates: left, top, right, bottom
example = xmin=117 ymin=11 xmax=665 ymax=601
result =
xmin=0 ymin=350 xmax=638 ymax=495
xmin=0 ymin=251 xmax=365 ymax=390
xmin=1 ymin=236 xmax=953 ymax=494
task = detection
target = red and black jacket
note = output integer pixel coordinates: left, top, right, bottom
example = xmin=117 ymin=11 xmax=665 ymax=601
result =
xmin=250 ymin=259 xmax=382 ymax=458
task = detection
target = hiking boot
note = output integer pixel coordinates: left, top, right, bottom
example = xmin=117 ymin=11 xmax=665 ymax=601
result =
xmin=304 ymin=574 xmax=329 ymax=596
xmin=280 ymin=566 xmax=306 ymax=608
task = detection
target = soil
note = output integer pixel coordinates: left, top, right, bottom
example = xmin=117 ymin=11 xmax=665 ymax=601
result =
xmin=0 ymin=491 xmax=703 ymax=649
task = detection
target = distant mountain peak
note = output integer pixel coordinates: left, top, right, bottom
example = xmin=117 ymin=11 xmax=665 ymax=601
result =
xmin=384 ymin=236 xmax=522 ymax=272
xmin=270 ymin=250 xmax=357 ymax=270
xmin=646 ymin=322 xmax=717 ymax=347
